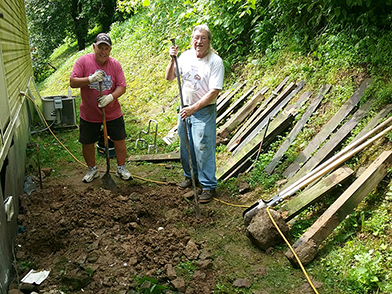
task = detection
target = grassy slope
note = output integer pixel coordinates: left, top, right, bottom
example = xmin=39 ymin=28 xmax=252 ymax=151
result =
xmin=34 ymin=17 xmax=392 ymax=294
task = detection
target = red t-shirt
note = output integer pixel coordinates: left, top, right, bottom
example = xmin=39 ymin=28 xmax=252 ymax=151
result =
xmin=70 ymin=53 xmax=127 ymax=122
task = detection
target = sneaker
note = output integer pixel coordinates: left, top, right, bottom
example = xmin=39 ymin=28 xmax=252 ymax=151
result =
xmin=116 ymin=165 xmax=133 ymax=180
xmin=199 ymin=189 xmax=216 ymax=203
xmin=82 ymin=166 xmax=99 ymax=183
xmin=179 ymin=177 xmax=195 ymax=189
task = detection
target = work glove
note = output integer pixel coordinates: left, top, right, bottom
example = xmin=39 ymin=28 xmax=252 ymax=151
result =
xmin=88 ymin=70 xmax=105 ymax=84
xmin=98 ymin=94 xmax=114 ymax=108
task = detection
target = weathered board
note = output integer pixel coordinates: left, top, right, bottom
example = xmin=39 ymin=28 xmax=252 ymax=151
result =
xmin=264 ymin=89 xmax=320 ymax=174
xmin=220 ymin=84 xmax=314 ymax=179
xmin=217 ymin=81 xmax=242 ymax=106
xmin=217 ymin=81 xmax=246 ymax=116
xmin=232 ymin=81 xmax=305 ymax=155
xmin=216 ymin=86 xmax=257 ymax=125
xmin=127 ymin=151 xmax=180 ymax=162
xmin=217 ymin=86 xmax=268 ymax=139
xmin=286 ymin=98 xmax=373 ymax=185
xmin=281 ymin=165 xmax=354 ymax=221
xmin=225 ymin=77 xmax=290 ymax=152
xmin=352 ymin=104 xmax=392 ymax=142
xmin=286 ymin=151 xmax=392 ymax=266
xmin=283 ymin=78 xmax=372 ymax=179
xmin=217 ymin=112 xmax=295 ymax=180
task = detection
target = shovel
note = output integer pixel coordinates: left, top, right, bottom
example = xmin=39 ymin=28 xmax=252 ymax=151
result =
xmin=171 ymin=38 xmax=201 ymax=218
xmin=99 ymin=81 xmax=117 ymax=193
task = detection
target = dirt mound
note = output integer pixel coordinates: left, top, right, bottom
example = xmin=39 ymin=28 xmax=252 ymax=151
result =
xmin=15 ymin=177 xmax=217 ymax=293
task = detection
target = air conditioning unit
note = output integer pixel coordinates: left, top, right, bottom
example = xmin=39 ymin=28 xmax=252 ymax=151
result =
xmin=41 ymin=95 xmax=77 ymax=128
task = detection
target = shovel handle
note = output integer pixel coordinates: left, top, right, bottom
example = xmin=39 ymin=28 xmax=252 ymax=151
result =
xmin=99 ymin=82 xmax=110 ymax=173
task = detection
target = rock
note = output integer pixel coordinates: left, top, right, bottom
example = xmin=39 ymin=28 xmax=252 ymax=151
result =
xmin=183 ymin=188 xmax=201 ymax=199
xmin=41 ymin=167 xmax=52 ymax=176
xmin=199 ymin=249 xmax=212 ymax=260
xmin=166 ymin=264 xmax=177 ymax=280
xmin=87 ymin=252 xmax=99 ymax=263
xmin=184 ymin=240 xmax=200 ymax=260
xmin=246 ymin=208 xmax=290 ymax=250
xmin=233 ymin=278 xmax=251 ymax=288
xmin=251 ymin=265 xmax=267 ymax=277
xmin=171 ymin=277 xmax=186 ymax=292
xmin=20 ymin=283 xmax=37 ymax=292
xmin=196 ymin=259 xmax=212 ymax=269
xmin=238 ymin=181 xmax=251 ymax=194
xmin=192 ymin=270 xmax=206 ymax=281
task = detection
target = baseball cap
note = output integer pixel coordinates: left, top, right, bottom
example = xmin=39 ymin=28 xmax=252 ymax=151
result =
xmin=95 ymin=33 xmax=112 ymax=46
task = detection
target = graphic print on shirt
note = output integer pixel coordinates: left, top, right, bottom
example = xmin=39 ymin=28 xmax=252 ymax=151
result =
xmin=88 ymin=70 xmax=113 ymax=92
xmin=182 ymin=65 xmax=201 ymax=106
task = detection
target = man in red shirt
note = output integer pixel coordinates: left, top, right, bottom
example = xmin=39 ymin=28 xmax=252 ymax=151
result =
xmin=70 ymin=33 xmax=132 ymax=183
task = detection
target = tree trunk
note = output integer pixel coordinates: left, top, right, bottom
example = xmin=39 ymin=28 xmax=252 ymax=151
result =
xmin=71 ymin=0 xmax=87 ymax=51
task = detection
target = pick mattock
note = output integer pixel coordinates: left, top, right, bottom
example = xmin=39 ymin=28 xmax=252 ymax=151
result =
xmin=243 ymin=115 xmax=392 ymax=225
xmin=170 ymin=38 xmax=201 ymax=218
xmin=99 ymin=80 xmax=118 ymax=193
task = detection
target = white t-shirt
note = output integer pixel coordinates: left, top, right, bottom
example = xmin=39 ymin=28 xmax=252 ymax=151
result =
xmin=178 ymin=48 xmax=224 ymax=106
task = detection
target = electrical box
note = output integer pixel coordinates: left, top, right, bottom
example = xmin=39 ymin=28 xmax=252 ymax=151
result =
xmin=41 ymin=95 xmax=77 ymax=128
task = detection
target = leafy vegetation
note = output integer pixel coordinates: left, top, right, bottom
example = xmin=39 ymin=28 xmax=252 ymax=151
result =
xmin=28 ymin=0 xmax=392 ymax=292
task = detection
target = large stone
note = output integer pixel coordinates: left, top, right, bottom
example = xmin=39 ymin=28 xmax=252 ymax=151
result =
xmin=246 ymin=208 xmax=290 ymax=250
xmin=233 ymin=278 xmax=251 ymax=288
xmin=166 ymin=263 xmax=177 ymax=280
xmin=184 ymin=240 xmax=200 ymax=260
xmin=171 ymin=277 xmax=186 ymax=292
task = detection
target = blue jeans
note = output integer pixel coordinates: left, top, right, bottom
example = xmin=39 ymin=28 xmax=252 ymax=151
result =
xmin=177 ymin=104 xmax=217 ymax=190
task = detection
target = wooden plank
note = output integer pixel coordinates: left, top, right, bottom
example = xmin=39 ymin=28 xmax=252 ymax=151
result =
xmin=228 ymin=82 xmax=298 ymax=153
xmin=283 ymin=78 xmax=372 ymax=179
xmin=217 ymin=81 xmax=242 ymax=106
xmin=287 ymin=98 xmax=374 ymax=185
xmin=286 ymin=151 xmax=392 ymax=266
xmin=217 ymin=87 xmax=268 ymax=139
xmin=232 ymin=81 xmax=306 ymax=155
xmin=225 ymin=77 xmax=290 ymax=152
xmin=216 ymin=108 xmax=295 ymax=180
xmin=216 ymin=86 xmax=257 ymax=125
xmin=273 ymin=76 xmax=290 ymax=94
xmin=281 ymin=166 xmax=354 ymax=221
xmin=217 ymin=81 xmax=246 ymax=116
xmin=223 ymin=86 xmax=309 ymax=181
xmin=221 ymin=149 xmax=258 ymax=181
xmin=264 ymin=87 xmax=328 ymax=175
xmin=127 ymin=151 xmax=180 ymax=162
xmin=353 ymin=104 xmax=392 ymax=142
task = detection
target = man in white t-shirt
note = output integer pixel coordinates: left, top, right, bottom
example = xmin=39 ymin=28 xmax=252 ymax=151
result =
xmin=165 ymin=24 xmax=224 ymax=203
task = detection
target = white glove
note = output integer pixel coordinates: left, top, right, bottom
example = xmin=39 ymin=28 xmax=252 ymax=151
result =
xmin=98 ymin=94 xmax=114 ymax=108
xmin=88 ymin=70 xmax=105 ymax=84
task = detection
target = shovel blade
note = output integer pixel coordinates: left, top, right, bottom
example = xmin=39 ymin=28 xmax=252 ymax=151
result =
xmin=102 ymin=172 xmax=117 ymax=193
xmin=243 ymin=200 xmax=267 ymax=226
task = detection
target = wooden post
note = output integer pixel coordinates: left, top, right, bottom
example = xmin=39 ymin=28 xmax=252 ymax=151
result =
xmin=286 ymin=151 xmax=392 ymax=266
xmin=281 ymin=165 xmax=354 ymax=221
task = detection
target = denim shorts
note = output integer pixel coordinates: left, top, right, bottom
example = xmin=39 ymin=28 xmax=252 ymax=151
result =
xmin=79 ymin=116 xmax=126 ymax=144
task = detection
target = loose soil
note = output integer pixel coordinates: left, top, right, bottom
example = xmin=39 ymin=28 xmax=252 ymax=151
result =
xmin=13 ymin=161 xmax=319 ymax=294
